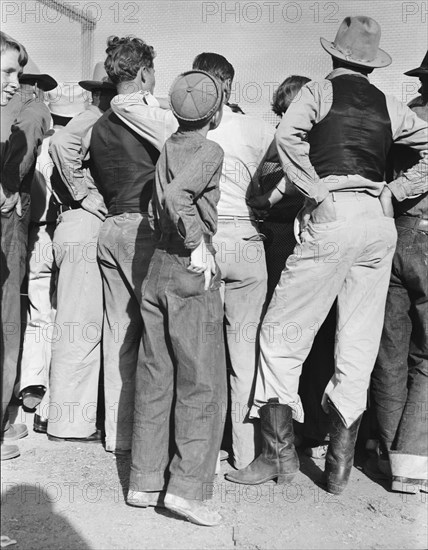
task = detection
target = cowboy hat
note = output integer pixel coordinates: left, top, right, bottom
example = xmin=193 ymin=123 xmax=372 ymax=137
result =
xmin=46 ymin=83 xmax=87 ymax=118
xmin=320 ymin=16 xmax=392 ymax=69
xmin=79 ymin=61 xmax=116 ymax=91
xmin=19 ymin=57 xmax=57 ymax=91
xmin=404 ymin=51 xmax=428 ymax=76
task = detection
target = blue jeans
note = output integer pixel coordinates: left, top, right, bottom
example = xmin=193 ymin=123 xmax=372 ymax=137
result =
xmin=130 ymin=243 xmax=227 ymax=500
xmin=97 ymin=213 xmax=156 ymax=451
xmin=1 ymin=207 xmax=29 ymax=431
xmin=371 ymin=218 xmax=428 ymax=484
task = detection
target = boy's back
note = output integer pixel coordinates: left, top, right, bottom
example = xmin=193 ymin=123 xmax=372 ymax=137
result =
xmin=154 ymin=130 xmax=223 ymax=249
xmin=130 ymin=71 xmax=228 ymax=527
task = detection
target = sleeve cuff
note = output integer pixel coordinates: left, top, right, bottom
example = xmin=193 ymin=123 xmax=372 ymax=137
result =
xmin=313 ymin=182 xmax=330 ymax=204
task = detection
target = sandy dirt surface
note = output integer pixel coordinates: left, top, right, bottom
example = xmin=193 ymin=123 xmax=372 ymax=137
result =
xmin=1 ymin=409 xmax=427 ymax=550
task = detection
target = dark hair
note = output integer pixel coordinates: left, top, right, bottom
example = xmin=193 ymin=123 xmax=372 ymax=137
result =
xmin=272 ymin=75 xmax=311 ymax=117
xmin=104 ymin=35 xmax=155 ymax=84
xmin=0 ymin=31 xmax=28 ymax=67
xmin=192 ymin=52 xmax=235 ymax=83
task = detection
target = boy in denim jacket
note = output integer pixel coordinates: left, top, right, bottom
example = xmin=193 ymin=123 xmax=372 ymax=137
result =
xmin=128 ymin=71 xmax=226 ymax=526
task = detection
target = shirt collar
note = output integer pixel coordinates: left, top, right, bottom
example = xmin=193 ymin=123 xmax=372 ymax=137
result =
xmin=87 ymin=104 xmax=103 ymax=116
xmin=326 ymin=67 xmax=370 ymax=81
xmin=111 ymin=90 xmax=154 ymax=106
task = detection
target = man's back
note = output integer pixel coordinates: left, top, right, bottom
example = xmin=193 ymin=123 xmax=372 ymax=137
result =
xmin=91 ymin=108 xmax=159 ymax=216
xmin=209 ymin=105 xmax=274 ymax=217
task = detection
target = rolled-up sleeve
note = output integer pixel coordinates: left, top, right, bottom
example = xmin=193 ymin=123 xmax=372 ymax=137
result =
xmin=275 ymin=81 xmax=330 ymax=204
xmin=111 ymin=92 xmax=178 ymax=152
xmin=49 ymin=109 xmax=99 ymax=201
xmin=386 ymin=95 xmax=428 ymax=201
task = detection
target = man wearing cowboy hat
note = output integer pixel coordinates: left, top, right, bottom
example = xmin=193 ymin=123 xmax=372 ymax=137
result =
xmin=18 ymin=83 xmax=88 ymax=438
xmin=47 ymin=63 xmax=116 ymax=443
xmin=405 ymin=50 xmax=428 ymax=113
xmin=227 ymin=16 xmax=428 ymax=495
xmin=7 ymin=58 xmax=58 ymax=417
xmin=370 ymin=50 xmax=428 ymax=494
xmin=1 ymin=51 xmax=53 ymax=460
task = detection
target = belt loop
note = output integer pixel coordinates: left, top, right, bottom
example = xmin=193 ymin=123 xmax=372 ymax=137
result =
xmin=331 ymin=192 xmax=337 ymax=202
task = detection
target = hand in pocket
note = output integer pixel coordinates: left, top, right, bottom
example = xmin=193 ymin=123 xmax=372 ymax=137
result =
xmin=310 ymin=194 xmax=336 ymax=224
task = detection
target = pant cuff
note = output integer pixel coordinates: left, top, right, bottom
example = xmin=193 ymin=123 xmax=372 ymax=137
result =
xmin=129 ymin=470 xmax=167 ymax=493
xmin=389 ymin=451 xmax=428 ymax=481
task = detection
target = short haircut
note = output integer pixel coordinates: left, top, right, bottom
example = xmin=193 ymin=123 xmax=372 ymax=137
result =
xmin=192 ymin=53 xmax=235 ymax=83
xmin=271 ymin=75 xmax=311 ymax=117
xmin=104 ymin=35 xmax=155 ymax=84
xmin=0 ymin=31 xmax=28 ymax=67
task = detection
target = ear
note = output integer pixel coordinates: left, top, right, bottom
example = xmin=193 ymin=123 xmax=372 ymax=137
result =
xmin=140 ymin=66 xmax=148 ymax=83
xmin=223 ymin=78 xmax=232 ymax=102
xmin=209 ymin=105 xmax=223 ymax=130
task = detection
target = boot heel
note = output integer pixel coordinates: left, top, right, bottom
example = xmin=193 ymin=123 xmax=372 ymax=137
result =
xmin=276 ymin=473 xmax=295 ymax=484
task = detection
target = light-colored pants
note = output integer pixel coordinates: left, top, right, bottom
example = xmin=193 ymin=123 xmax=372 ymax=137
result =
xmin=48 ymin=209 xmax=103 ymax=438
xmin=252 ymin=193 xmax=397 ymax=428
xmin=97 ymin=213 xmax=156 ymax=452
xmin=213 ymin=219 xmax=267 ymax=469
xmin=19 ymin=223 xmax=56 ymax=395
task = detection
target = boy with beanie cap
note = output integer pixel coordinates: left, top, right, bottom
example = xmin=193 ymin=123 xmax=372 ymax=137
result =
xmin=128 ymin=71 xmax=226 ymax=526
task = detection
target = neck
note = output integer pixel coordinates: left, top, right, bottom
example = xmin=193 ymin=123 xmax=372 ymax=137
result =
xmin=117 ymin=79 xmax=148 ymax=95
xmin=332 ymin=60 xmax=372 ymax=76
xmin=179 ymin=125 xmax=209 ymax=137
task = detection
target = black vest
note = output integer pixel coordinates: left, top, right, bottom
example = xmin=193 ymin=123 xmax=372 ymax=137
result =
xmin=91 ymin=109 xmax=159 ymax=215
xmin=308 ymin=75 xmax=393 ymax=182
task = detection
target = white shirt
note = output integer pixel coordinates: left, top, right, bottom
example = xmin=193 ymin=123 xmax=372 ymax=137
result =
xmin=111 ymin=93 xmax=275 ymax=217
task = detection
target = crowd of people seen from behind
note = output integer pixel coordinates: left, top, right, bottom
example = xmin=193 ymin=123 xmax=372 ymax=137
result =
xmin=1 ymin=16 xmax=427 ymax=526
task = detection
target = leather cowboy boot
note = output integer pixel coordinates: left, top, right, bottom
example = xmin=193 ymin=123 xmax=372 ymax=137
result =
xmin=225 ymin=398 xmax=299 ymax=485
xmin=324 ymin=401 xmax=362 ymax=495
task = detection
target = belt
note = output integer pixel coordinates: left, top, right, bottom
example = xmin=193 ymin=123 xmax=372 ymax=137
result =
xmin=29 ymin=220 xmax=56 ymax=226
xmin=331 ymin=191 xmax=372 ymax=201
xmin=395 ymin=216 xmax=428 ymax=231
xmin=58 ymin=203 xmax=81 ymax=214
xmin=218 ymin=215 xmax=256 ymax=222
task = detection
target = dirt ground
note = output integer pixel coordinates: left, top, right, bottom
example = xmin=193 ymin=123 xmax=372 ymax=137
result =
xmin=1 ymin=408 xmax=427 ymax=550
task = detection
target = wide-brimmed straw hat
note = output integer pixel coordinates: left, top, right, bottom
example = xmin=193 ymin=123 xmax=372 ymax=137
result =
xmin=79 ymin=61 xmax=116 ymax=91
xmin=19 ymin=57 xmax=57 ymax=91
xmin=404 ymin=51 xmax=428 ymax=76
xmin=46 ymin=83 xmax=87 ymax=118
xmin=320 ymin=16 xmax=392 ymax=69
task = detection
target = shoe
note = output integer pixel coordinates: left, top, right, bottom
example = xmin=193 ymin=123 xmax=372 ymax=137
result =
xmin=304 ymin=443 xmax=329 ymax=459
xmin=324 ymin=402 xmax=362 ymax=495
xmin=48 ymin=429 xmax=103 ymax=443
xmin=225 ymin=398 xmax=299 ymax=485
xmin=21 ymin=385 xmax=45 ymax=410
xmin=164 ymin=493 xmax=222 ymax=526
xmin=1 ymin=443 xmax=20 ymax=461
xmin=1 ymin=423 xmax=28 ymax=442
xmin=127 ymin=490 xmax=165 ymax=508
xmin=33 ymin=414 xmax=48 ymax=434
